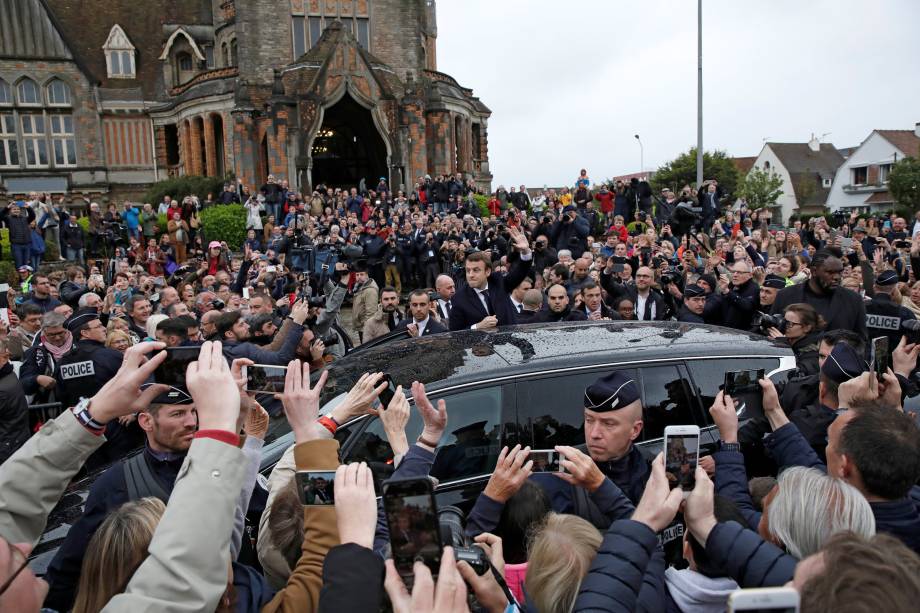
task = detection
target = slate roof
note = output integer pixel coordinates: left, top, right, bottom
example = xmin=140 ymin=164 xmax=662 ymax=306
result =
xmin=877 ymin=130 xmax=920 ymax=158
xmin=0 ymin=0 xmax=72 ymax=59
xmin=732 ymin=156 xmax=757 ymax=174
xmin=42 ymin=0 xmax=213 ymax=99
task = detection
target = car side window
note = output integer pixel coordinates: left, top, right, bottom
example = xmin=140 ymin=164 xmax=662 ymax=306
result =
xmin=638 ymin=365 xmax=697 ymax=441
xmin=684 ymin=358 xmax=781 ymax=419
xmin=343 ymin=386 xmax=504 ymax=491
xmin=514 ymin=369 xmax=638 ymax=449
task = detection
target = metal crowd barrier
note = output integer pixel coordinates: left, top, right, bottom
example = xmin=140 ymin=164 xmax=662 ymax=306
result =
xmin=28 ymin=402 xmax=65 ymax=431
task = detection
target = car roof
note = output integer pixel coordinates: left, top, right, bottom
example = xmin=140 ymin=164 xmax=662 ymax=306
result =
xmin=320 ymin=321 xmax=790 ymax=398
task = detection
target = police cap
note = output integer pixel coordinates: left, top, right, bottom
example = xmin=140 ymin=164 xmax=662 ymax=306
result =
xmin=584 ymin=371 xmax=640 ymax=412
xmin=876 ymin=270 xmax=899 ymax=286
xmin=65 ymin=310 xmax=100 ymax=333
xmin=762 ymin=274 xmax=786 ymax=289
xmin=821 ymin=343 xmax=868 ymax=385
xmin=684 ymin=284 xmax=706 ymax=298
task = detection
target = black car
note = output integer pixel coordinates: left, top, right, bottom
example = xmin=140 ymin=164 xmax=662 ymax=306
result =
xmin=30 ymin=321 xmax=794 ymax=573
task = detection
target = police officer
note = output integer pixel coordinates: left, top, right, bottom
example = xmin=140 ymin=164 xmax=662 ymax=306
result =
xmin=677 ymin=284 xmax=707 ymax=323
xmin=55 ymin=310 xmax=138 ymax=469
xmin=865 ymin=269 xmax=916 ymax=354
xmin=517 ymin=372 xmax=648 ymax=515
xmin=758 ymin=273 xmax=786 ymax=311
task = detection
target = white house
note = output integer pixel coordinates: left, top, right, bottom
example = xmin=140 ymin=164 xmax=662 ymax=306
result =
xmin=749 ymin=137 xmax=844 ymax=222
xmin=827 ymin=124 xmax=920 ymax=213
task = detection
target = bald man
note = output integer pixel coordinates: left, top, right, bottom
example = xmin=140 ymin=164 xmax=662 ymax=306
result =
xmin=435 ymin=274 xmax=456 ymax=322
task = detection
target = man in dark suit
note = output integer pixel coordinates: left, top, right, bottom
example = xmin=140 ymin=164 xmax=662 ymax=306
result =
xmin=532 ymin=283 xmax=589 ymax=323
xmin=625 ymin=266 xmax=669 ymax=321
xmin=449 ymin=226 xmax=533 ymax=331
xmin=578 ymin=282 xmax=619 ymax=320
xmin=394 ymin=289 xmax=448 ymax=337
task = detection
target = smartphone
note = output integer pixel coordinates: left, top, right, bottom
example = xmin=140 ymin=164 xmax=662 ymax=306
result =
xmin=611 ymin=263 xmax=625 ymax=274
xmin=871 ymin=336 xmax=890 ymax=381
xmin=529 ymin=450 xmax=561 ymax=473
xmin=727 ymin=587 xmax=800 ymax=612
xmin=894 ymin=240 xmax=911 ymax=249
xmin=377 ymin=373 xmax=397 ymax=409
xmin=724 ymin=369 xmax=766 ymax=420
xmin=243 ymin=364 xmax=288 ymax=394
xmin=839 ymin=237 xmax=853 ymax=248
xmin=663 ymin=425 xmax=700 ymax=497
xmin=295 ymin=470 xmax=336 ymax=505
xmin=153 ymin=346 xmax=202 ymax=390
xmin=242 ymin=287 xmax=250 ymax=300
xmin=266 ymin=265 xmax=276 ymax=273
xmin=384 ymin=477 xmax=443 ymax=577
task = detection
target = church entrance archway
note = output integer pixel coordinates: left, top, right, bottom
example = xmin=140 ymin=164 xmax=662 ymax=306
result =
xmin=311 ymin=93 xmax=388 ymax=190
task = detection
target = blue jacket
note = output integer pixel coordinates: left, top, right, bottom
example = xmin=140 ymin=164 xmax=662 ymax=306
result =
xmin=704 ymin=520 xmax=797 ymax=587
xmin=373 ymin=444 xmax=436 ymax=556
xmin=767 ymin=421 xmax=920 ymax=555
xmin=712 ymin=448 xmax=762 ymax=530
xmin=574 ymin=519 xmax=665 ymax=613
xmin=121 ymin=206 xmax=140 ymax=230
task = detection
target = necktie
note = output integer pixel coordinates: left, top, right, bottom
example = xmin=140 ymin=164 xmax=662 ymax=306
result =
xmin=446 ymin=300 xmax=452 ymax=316
xmin=516 ymin=303 xmax=522 ymax=314
xmin=480 ymin=289 xmax=493 ymax=316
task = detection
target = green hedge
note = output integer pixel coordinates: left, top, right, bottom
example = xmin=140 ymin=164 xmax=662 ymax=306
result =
xmin=473 ymin=193 xmax=490 ymax=218
xmin=143 ymin=175 xmax=228 ymax=207
xmin=200 ymin=204 xmax=247 ymax=249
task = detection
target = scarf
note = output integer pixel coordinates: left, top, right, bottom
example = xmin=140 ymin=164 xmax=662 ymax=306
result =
xmin=41 ymin=330 xmax=74 ymax=359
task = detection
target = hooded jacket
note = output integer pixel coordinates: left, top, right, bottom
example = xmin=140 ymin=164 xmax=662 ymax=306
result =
xmin=665 ymin=567 xmax=738 ymax=613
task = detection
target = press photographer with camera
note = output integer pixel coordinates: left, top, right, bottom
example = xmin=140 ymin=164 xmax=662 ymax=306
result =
xmin=764 ymin=303 xmax=824 ymax=377
xmin=550 ymin=205 xmax=590 ymax=259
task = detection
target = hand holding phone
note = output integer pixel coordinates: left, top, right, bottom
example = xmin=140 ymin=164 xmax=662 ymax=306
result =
xmin=296 ymin=470 xmax=336 ymax=505
xmin=384 ymin=477 xmax=443 ymax=577
xmin=153 ymin=346 xmax=202 ymax=391
xmin=377 ymin=373 xmax=397 ymax=409
xmin=723 ymin=369 xmax=765 ymax=420
xmin=663 ymin=425 xmax=700 ymax=497
xmin=243 ymin=363 xmax=288 ymax=395
xmin=871 ymin=336 xmax=890 ymax=382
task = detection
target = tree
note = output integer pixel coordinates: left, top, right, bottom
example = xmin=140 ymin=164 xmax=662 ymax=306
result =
xmin=650 ymin=148 xmax=741 ymax=199
xmin=736 ymin=166 xmax=784 ymax=210
xmin=889 ymin=155 xmax=920 ymax=210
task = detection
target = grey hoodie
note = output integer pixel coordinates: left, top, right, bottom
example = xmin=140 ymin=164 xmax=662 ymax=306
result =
xmin=665 ymin=566 xmax=739 ymax=613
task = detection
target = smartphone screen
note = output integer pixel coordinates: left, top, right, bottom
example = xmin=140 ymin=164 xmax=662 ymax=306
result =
xmin=153 ymin=346 xmax=202 ymax=390
xmin=245 ymin=364 xmax=288 ymax=395
xmin=377 ymin=373 xmax=397 ymax=409
xmin=384 ymin=478 xmax=442 ymax=577
xmin=295 ymin=471 xmax=336 ymax=505
xmin=724 ymin=369 xmax=766 ymax=420
xmin=664 ymin=430 xmax=699 ymax=492
xmin=529 ymin=450 xmax=560 ymax=473
xmin=871 ymin=336 xmax=890 ymax=380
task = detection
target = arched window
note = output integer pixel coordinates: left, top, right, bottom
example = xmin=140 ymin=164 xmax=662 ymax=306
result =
xmin=764 ymin=160 xmax=771 ymax=171
xmin=177 ymin=52 xmax=193 ymax=72
xmin=17 ymin=79 xmax=40 ymax=105
xmin=0 ymin=80 xmax=11 ymax=105
xmin=46 ymin=79 xmax=72 ymax=106
xmin=229 ymin=40 xmax=238 ymax=67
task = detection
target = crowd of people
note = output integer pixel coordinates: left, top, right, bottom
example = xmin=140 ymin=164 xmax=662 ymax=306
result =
xmin=0 ymin=166 xmax=919 ymax=612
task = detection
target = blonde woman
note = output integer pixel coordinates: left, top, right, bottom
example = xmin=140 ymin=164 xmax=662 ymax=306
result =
xmin=901 ymin=280 xmax=920 ymax=317
xmin=105 ymin=329 xmax=131 ymax=353
xmin=524 ymin=513 xmax=602 ymax=613
xmin=72 ymin=498 xmax=166 ymax=613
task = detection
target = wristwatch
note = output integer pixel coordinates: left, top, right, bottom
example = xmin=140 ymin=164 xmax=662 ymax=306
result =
xmin=72 ymin=397 xmax=106 ymax=434
xmin=719 ymin=441 xmax=741 ymax=453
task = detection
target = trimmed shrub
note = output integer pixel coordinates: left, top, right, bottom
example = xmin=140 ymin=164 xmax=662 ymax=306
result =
xmin=0 ymin=261 xmax=15 ymax=284
xmin=200 ymin=204 xmax=246 ymax=249
xmin=473 ymin=193 xmax=490 ymax=218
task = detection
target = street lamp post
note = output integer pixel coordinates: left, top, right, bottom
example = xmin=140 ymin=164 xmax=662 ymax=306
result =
xmin=634 ymin=134 xmax=643 ymax=176
xmin=696 ymin=0 xmax=703 ymax=188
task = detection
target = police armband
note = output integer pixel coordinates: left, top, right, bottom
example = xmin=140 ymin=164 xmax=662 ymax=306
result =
xmin=72 ymin=397 xmax=106 ymax=435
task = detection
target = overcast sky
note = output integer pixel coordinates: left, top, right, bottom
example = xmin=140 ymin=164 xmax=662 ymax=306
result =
xmin=436 ymin=0 xmax=920 ymax=189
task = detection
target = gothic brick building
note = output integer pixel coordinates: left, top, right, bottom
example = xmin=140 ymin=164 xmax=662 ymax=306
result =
xmin=0 ymin=0 xmax=492 ymax=201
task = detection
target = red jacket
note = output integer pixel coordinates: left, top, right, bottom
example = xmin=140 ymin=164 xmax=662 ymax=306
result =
xmin=594 ymin=191 xmax=615 ymax=214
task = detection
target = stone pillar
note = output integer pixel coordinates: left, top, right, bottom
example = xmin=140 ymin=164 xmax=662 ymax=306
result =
xmin=204 ymin=114 xmax=218 ymax=177
xmin=179 ymin=120 xmax=191 ymax=176
xmin=425 ymin=110 xmax=451 ymax=177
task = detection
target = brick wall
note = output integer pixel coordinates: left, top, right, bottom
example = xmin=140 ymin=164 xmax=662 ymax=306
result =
xmin=369 ymin=0 xmax=425 ymax=81
xmin=425 ymin=110 xmax=451 ymax=176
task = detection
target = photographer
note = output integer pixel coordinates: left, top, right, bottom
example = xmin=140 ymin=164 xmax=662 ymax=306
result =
xmin=550 ymin=205 xmax=590 ymax=259
xmin=765 ymin=303 xmax=823 ymax=376
xmin=216 ymin=301 xmax=308 ymax=365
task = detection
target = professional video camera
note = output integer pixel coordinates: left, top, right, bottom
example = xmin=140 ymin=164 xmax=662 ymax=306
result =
xmin=660 ymin=265 xmax=683 ymax=286
xmin=99 ymin=219 xmax=129 ymax=249
xmin=751 ymin=311 xmax=785 ymax=335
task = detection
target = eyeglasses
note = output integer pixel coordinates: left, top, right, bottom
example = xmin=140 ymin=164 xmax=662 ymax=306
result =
xmin=0 ymin=545 xmax=29 ymax=597
xmin=730 ymin=270 xmax=751 ymax=275
xmin=784 ymin=320 xmax=804 ymax=328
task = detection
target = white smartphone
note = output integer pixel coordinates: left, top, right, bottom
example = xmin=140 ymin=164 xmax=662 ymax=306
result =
xmin=529 ymin=449 xmax=568 ymax=474
xmin=727 ymin=587 xmax=800 ymax=612
xmin=242 ymin=287 xmax=250 ymax=300
xmin=242 ymin=364 xmax=288 ymax=395
xmin=663 ymin=425 xmax=700 ymax=497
